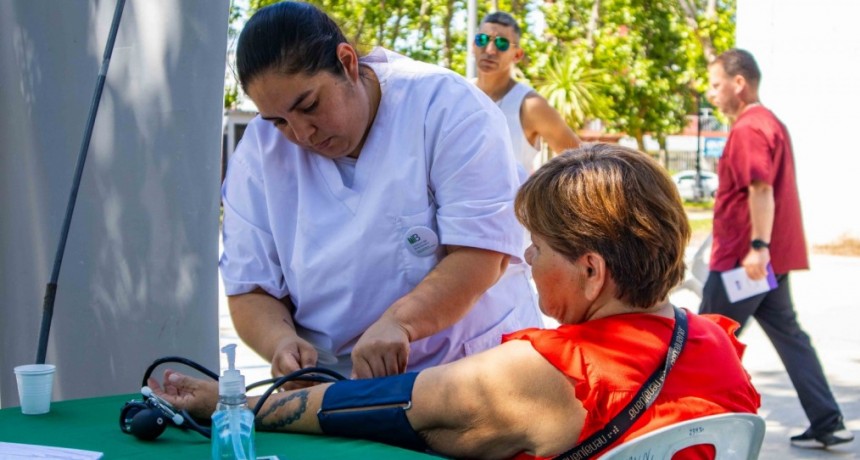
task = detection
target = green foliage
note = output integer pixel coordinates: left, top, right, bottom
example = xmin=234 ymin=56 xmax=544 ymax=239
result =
xmin=688 ymin=216 xmax=713 ymax=234
xmin=234 ymin=0 xmax=735 ymax=140
xmin=682 ymin=0 xmax=737 ymax=92
xmin=228 ymin=1 xmax=245 ymax=41
xmin=248 ymin=0 xmax=471 ymax=70
xmin=533 ymin=47 xmax=610 ymax=128
xmin=223 ymin=1 xmax=246 ymax=109
xmin=531 ymin=0 xmax=734 ymax=147
xmin=684 ymin=199 xmax=714 ymax=211
xmin=607 ymin=1 xmax=692 ymax=147
xmin=224 ymin=83 xmax=239 ymax=109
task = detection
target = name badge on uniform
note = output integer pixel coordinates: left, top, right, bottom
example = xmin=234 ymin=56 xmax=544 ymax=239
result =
xmin=404 ymin=226 xmax=439 ymax=257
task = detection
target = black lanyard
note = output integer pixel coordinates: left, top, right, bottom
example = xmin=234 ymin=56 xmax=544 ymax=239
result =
xmin=553 ymin=306 xmax=689 ymax=460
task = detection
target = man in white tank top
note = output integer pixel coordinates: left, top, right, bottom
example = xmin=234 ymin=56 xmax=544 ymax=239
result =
xmin=473 ymin=12 xmax=581 ymax=177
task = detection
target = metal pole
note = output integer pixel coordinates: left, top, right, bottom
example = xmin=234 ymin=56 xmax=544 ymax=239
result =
xmin=466 ymin=0 xmax=476 ymax=79
xmin=695 ymin=94 xmax=703 ymax=201
xmin=36 ymin=0 xmax=127 ymax=364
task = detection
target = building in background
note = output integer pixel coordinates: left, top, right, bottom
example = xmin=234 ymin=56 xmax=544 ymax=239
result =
xmin=222 ymin=109 xmax=255 ymax=182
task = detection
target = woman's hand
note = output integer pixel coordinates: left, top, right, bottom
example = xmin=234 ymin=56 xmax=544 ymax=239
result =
xmin=271 ymin=334 xmax=320 ymax=378
xmin=351 ymin=315 xmax=410 ymax=379
xmin=147 ymin=369 xmax=219 ymax=420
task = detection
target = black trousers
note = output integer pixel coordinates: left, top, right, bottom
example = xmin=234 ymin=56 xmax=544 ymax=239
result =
xmin=700 ymin=271 xmax=843 ymax=431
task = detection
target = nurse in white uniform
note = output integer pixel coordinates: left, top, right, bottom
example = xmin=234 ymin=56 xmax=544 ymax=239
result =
xmin=221 ymin=1 xmax=542 ymax=380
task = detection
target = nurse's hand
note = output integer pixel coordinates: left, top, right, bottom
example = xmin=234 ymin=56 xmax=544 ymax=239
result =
xmin=271 ymin=334 xmax=320 ymax=378
xmin=351 ymin=316 xmax=410 ymax=379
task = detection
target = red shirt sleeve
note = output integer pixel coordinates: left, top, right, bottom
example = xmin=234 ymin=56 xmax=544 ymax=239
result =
xmin=727 ymin=124 xmax=773 ymax=187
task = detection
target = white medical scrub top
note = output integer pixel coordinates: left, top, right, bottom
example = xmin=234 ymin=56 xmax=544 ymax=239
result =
xmin=220 ymin=48 xmax=541 ymax=375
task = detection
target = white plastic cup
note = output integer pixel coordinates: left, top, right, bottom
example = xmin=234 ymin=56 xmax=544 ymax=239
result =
xmin=14 ymin=364 xmax=56 ymax=415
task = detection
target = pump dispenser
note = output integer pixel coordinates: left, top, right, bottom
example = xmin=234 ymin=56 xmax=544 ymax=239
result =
xmin=211 ymin=344 xmax=255 ymax=460
xmin=218 ymin=344 xmax=246 ymax=401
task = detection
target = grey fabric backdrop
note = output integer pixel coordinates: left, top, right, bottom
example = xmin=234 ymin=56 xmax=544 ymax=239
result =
xmin=0 ymin=0 xmax=228 ymax=406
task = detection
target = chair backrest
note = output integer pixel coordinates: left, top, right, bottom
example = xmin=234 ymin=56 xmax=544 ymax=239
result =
xmin=672 ymin=232 xmax=713 ymax=299
xmin=599 ymin=413 xmax=766 ymax=460
xmin=688 ymin=233 xmax=712 ymax=287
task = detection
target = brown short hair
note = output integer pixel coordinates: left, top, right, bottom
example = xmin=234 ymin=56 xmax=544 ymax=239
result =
xmin=515 ymin=144 xmax=690 ymax=308
xmin=712 ymin=48 xmax=761 ymax=88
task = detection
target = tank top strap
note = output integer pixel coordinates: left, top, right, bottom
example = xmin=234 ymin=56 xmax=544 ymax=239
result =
xmin=496 ymin=82 xmax=534 ymax=112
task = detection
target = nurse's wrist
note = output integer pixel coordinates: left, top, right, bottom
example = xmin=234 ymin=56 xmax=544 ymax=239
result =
xmin=381 ymin=309 xmax=417 ymax=342
xmin=262 ymin=324 xmax=301 ymax=357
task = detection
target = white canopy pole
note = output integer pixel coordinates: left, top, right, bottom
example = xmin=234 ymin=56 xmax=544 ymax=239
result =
xmin=466 ymin=0 xmax=476 ymax=78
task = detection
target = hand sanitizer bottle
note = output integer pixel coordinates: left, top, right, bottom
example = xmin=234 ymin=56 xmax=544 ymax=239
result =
xmin=212 ymin=344 xmax=256 ymax=460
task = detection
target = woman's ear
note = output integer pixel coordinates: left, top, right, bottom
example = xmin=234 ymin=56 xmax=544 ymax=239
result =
xmin=336 ymin=43 xmax=360 ymax=82
xmin=580 ymin=252 xmax=606 ymax=301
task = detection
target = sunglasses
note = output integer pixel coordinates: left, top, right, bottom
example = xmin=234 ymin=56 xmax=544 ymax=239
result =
xmin=474 ymin=33 xmax=514 ymax=52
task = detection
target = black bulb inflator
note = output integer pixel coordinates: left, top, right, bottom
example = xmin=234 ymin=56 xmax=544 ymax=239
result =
xmin=119 ymin=356 xmax=346 ymax=441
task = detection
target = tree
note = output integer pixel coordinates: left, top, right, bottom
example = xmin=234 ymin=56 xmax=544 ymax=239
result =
xmin=224 ymin=0 xmax=245 ymax=109
xmin=536 ymin=0 xmax=734 ymax=152
xmin=532 ymin=47 xmax=609 ymax=129
xmin=677 ymin=0 xmax=735 ymax=63
xmin=233 ymin=0 xmax=735 ymax=148
xmin=248 ymin=0 xmax=470 ymax=72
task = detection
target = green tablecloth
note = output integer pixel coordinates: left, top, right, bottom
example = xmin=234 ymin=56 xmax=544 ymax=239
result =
xmin=0 ymin=393 xmax=437 ymax=459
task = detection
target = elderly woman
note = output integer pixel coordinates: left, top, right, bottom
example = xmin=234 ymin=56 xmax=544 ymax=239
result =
xmin=152 ymin=144 xmax=759 ymax=459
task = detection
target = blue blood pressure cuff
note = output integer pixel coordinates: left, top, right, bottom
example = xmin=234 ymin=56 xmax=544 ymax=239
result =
xmin=317 ymin=371 xmax=428 ymax=452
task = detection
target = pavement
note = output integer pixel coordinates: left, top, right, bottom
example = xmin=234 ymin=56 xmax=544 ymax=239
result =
xmin=670 ymin=253 xmax=860 ymax=458
xmin=220 ymin=243 xmax=860 ymax=458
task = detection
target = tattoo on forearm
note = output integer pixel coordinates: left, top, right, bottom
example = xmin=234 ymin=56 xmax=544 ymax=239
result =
xmin=256 ymin=389 xmax=309 ymax=430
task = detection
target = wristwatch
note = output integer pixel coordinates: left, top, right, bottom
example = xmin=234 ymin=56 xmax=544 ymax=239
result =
xmin=751 ymin=239 xmax=770 ymax=250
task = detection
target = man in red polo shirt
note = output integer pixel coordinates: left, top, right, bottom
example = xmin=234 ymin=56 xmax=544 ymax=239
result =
xmin=701 ymin=48 xmax=852 ymax=448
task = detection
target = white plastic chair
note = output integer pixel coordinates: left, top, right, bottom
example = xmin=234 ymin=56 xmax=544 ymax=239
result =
xmin=600 ymin=413 xmax=766 ymax=460
xmin=672 ymin=233 xmax=713 ymax=299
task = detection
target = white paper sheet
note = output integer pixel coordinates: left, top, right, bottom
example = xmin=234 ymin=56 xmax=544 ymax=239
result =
xmin=720 ymin=263 xmax=778 ymax=303
xmin=0 ymin=442 xmax=103 ymax=460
